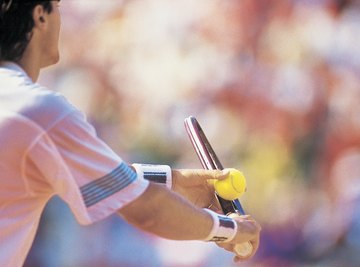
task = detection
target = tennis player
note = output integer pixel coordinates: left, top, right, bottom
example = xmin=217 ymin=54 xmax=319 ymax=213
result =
xmin=0 ymin=1 xmax=261 ymax=266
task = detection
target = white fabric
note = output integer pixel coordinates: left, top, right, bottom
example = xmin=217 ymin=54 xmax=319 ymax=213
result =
xmin=0 ymin=62 xmax=149 ymax=267
xmin=202 ymin=209 xmax=237 ymax=242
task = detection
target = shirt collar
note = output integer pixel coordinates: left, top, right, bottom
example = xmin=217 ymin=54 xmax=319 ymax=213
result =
xmin=0 ymin=61 xmax=29 ymax=77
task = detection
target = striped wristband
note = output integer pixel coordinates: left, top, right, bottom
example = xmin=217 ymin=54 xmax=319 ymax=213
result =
xmin=203 ymin=209 xmax=237 ymax=242
xmin=132 ymin=163 xmax=172 ymax=189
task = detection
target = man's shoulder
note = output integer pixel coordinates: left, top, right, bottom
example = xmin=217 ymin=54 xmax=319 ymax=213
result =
xmin=1 ymin=79 xmax=78 ymax=131
xmin=29 ymin=85 xmax=74 ymax=111
xmin=22 ymin=86 xmax=79 ymax=131
xmin=0 ymin=64 xmax=81 ymax=131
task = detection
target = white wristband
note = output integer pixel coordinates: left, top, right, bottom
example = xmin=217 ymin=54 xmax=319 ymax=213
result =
xmin=132 ymin=163 xmax=172 ymax=189
xmin=203 ymin=209 xmax=237 ymax=242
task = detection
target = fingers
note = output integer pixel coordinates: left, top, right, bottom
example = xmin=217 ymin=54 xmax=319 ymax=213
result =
xmin=173 ymin=169 xmax=223 ymax=186
xmin=218 ymin=214 xmax=261 ymax=262
xmin=174 ymin=168 xmax=260 ymax=262
xmin=173 ymin=169 xmax=232 ymax=189
xmin=171 ymin=168 xmax=243 ymax=211
xmin=233 ymin=238 xmax=260 ymax=262
xmin=217 ymin=236 xmax=260 ymax=262
xmin=216 ymin=242 xmax=255 ymax=262
xmin=231 ymin=214 xmax=261 ymax=241
xmin=206 ymin=201 xmax=222 ymax=213
xmin=214 ymin=168 xmax=232 ymax=180
xmin=183 ymin=169 xmax=231 ymax=179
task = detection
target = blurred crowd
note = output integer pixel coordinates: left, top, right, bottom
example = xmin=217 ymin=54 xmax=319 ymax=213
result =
xmin=24 ymin=0 xmax=360 ymax=266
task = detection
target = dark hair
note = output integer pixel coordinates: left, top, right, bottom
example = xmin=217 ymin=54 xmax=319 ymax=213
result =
xmin=0 ymin=0 xmax=54 ymax=61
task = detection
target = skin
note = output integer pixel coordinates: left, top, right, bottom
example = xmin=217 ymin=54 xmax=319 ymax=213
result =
xmin=13 ymin=1 xmax=261 ymax=261
xmin=120 ymin=170 xmax=261 ymax=262
xmin=17 ymin=1 xmax=61 ymax=82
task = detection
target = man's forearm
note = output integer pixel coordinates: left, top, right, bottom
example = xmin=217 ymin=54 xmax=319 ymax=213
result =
xmin=118 ymin=183 xmax=213 ymax=240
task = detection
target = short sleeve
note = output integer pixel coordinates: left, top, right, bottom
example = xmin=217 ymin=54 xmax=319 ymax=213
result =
xmin=25 ymin=109 xmax=149 ymax=225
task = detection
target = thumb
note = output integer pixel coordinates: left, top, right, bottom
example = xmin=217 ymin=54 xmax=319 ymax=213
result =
xmin=215 ymin=169 xmax=232 ymax=180
xmin=206 ymin=169 xmax=230 ymax=187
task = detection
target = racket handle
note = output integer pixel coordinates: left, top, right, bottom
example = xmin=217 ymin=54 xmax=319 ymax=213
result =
xmin=234 ymin=241 xmax=253 ymax=257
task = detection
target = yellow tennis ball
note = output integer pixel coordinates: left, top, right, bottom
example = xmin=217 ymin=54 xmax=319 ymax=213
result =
xmin=214 ymin=168 xmax=246 ymax=200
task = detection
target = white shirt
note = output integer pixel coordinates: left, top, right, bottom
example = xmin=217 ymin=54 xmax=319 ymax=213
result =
xmin=0 ymin=62 xmax=149 ymax=267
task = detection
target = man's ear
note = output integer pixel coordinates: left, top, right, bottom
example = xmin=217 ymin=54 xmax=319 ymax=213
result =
xmin=32 ymin=5 xmax=47 ymax=29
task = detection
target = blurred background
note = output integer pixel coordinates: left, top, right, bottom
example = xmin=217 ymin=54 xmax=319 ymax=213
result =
xmin=24 ymin=0 xmax=360 ymax=266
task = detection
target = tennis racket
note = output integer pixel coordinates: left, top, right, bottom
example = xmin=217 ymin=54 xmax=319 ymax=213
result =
xmin=184 ymin=116 xmax=253 ymax=257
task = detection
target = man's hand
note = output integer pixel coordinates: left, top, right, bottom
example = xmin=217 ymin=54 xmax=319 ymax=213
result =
xmin=171 ymin=169 xmax=230 ymax=210
xmin=217 ymin=214 xmax=261 ymax=262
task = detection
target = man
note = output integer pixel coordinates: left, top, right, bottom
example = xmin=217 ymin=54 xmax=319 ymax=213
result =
xmin=0 ymin=1 xmax=261 ymax=266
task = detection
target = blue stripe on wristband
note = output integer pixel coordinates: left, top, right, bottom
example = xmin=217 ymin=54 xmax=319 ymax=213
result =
xmin=132 ymin=163 xmax=172 ymax=189
xmin=143 ymin=171 xmax=167 ymax=184
xmin=219 ymin=217 xmax=236 ymax=229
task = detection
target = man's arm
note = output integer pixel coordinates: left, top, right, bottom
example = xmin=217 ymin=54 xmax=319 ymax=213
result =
xmin=118 ymin=182 xmax=260 ymax=259
xmin=118 ymin=182 xmax=213 ymax=240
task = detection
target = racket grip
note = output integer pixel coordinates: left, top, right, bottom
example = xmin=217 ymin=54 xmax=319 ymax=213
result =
xmin=234 ymin=241 xmax=253 ymax=257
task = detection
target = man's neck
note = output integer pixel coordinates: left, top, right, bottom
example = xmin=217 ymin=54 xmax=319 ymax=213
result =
xmin=16 ymin=59 xmax=40 ymax=83
xmin=16 ymin=41 xmax=42 ymax=82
